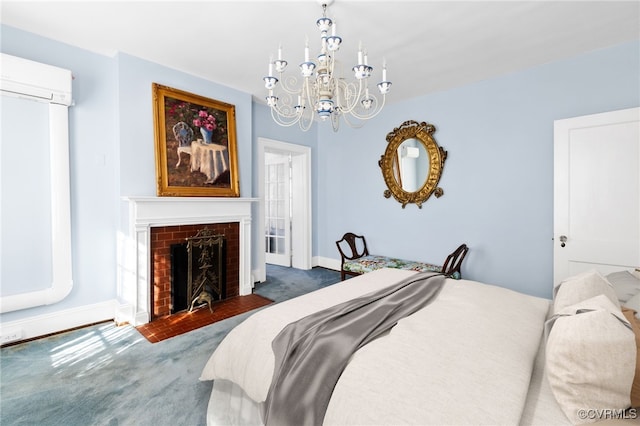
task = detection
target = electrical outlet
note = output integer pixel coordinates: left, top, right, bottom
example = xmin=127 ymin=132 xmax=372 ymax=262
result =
xmin=0 ymin=329 xmax=23 ymax=344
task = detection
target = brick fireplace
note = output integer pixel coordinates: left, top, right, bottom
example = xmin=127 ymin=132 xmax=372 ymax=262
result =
xmin=117 ymin=196 xmax=257 ymax=326
xmin=151 ymin=223 xmax=239 ymax=319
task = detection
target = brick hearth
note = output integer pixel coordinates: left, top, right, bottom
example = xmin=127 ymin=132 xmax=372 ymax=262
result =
xmin=150 ymin=223 xmax=239 ymax=319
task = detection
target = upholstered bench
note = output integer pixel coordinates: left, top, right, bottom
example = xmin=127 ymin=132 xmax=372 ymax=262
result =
xmin=336 ymin=233 xmax=468 ymax=281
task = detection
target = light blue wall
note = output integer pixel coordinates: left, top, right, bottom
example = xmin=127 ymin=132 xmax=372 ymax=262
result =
xmin=1 ymin=21 xmax=637 ymax=327
xmin=116 ymin=53 xmax=253 ymax=198
xmin=250 ymin=102 xmax=317 ymax=198
xmin=115 ymin=52 xmax=254 ymax=252
xmin=316 ymin=40 xmax=640 ymax=298
xmin=1 ymin=25 xmax=119 ymax=322
xmin=0 ymin=25 xmax=254 ymax=323
xmin=250 ymin=102 xmax=317 ymax=267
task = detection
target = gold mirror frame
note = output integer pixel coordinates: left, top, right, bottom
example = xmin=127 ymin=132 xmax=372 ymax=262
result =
xmin=379 ymin=120 xmax=447 ymax=208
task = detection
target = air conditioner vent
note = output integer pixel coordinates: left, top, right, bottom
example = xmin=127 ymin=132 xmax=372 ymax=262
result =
xmin=0 ymin=53 xmax=72 ymax=106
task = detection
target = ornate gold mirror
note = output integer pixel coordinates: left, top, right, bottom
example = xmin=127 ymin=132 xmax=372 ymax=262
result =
xmin=379 ymin=120 xmax=447 ymax=208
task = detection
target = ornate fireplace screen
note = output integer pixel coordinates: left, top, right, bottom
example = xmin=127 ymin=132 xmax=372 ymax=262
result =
xmin=186 ymin=229 xmax=225 ymax=312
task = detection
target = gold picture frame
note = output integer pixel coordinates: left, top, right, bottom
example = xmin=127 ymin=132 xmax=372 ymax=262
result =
xmin=152 ymin=83 xmax=239 ymax=197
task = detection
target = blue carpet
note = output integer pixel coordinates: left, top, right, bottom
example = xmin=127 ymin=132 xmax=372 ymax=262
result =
xmin=0 ymin=265 xmax=340 ymax=426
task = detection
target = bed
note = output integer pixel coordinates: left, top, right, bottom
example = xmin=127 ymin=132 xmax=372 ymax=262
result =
xmin=200 ymin=267 xmax=640 ymax=425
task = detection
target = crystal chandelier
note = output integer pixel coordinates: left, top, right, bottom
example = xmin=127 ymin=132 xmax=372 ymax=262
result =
xmin=263 ymin=0 xmax=391 ymax=132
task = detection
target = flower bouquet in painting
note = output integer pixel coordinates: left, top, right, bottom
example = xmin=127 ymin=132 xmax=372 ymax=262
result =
xmin=193 ymin=110 xmax=217 ymax=144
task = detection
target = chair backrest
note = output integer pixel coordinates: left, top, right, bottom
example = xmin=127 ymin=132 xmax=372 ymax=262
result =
xmin=336 ymin=232 xmax=369 ymax=263
xmin=441 ymin=244 xmax=469 ymax=277
xmin=173 ymin=121 xmax=194 ymax=147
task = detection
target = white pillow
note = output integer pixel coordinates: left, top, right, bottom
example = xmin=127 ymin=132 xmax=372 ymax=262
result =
xmin=606 ymin=270 xmax=640 ymax=303
xmin=546 ymin=295 xmax=635 ymax=424
xmin=554 ymin=269 xmax=620 ymax=314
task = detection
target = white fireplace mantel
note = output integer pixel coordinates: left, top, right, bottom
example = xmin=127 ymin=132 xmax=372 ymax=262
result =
xmin=117 ymin=196 xmax=258 ymax=326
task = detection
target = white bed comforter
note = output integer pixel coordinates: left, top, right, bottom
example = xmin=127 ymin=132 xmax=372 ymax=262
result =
xmin=201 ymin=268 xmax=550 ymax=425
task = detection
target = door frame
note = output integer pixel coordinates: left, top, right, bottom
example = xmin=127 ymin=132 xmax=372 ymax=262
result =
xmin=257 ymin=137 xmax=312 ymax=279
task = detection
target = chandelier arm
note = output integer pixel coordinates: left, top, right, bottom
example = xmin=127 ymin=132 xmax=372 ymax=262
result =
xmin=335 ymin=79 xmax=365 ymax=114
xmin=337 ymin=91 xmax=386 ymax=127
xmin=270 ymin=108 xmax=302 ymax=127
xmin=271 ymin=99 xmax=301 ymax=119
xmin=347 ymin=94 xmax=387 ymax=120
xmin=272 ymin=106 xmax=300 ymax=119
xmin=339 ymin=111 xmax=366 ymax=129
xmin=278 ymin=74 xmax=304 ymax=96
xmin=303 ymin=77 xmax=316 ymax=115
xmin=270 ymin=79 xmax=315 ymax=129
xmin=298 ymin=113 xmax=314 ymax=131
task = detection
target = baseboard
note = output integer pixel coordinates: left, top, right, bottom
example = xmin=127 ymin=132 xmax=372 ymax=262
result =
xmin=252 ymin=267 xmax=266 ymax=284
xmin=253 ymin=259 xmax=339 ymax=282
xmin=314 ymin=256 xmax=340 ymax=271
xmin=0 ymin=299 xmax=118 ymax=344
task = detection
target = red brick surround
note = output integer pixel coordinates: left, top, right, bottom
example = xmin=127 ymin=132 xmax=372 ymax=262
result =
xmin=150 ymin=223 xmax=239 ymax=319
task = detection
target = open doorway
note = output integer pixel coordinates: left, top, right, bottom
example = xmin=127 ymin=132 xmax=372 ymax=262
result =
xmin=257 ymin=138 xmax=312 ymax=278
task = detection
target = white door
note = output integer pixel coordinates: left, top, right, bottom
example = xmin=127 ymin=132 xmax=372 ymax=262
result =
xmin=554 ymin=107 xmax=640 ymax=285
xmin=265 ymin=152 xmax=291 ymax=266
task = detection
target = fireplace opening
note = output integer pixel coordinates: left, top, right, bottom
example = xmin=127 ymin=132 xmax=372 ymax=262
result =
xmin=170 ymin=243 xmax=189 ymax=312
xmin=170 ymin=229 xmax=226 ymax=314
xmin=151 ymin=222 xmax=239 ymax=320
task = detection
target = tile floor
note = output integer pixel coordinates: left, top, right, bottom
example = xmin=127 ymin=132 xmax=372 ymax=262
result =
xmin=135 ymin=294 xmax=273 ymax=343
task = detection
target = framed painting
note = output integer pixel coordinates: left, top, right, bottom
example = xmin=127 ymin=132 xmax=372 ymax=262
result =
xmin=152 ymin=83 xmax=239 ymax=197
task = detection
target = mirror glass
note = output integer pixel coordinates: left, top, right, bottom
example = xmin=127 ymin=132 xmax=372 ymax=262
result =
xmin=393 ymin=138 xmax=429 ymax=192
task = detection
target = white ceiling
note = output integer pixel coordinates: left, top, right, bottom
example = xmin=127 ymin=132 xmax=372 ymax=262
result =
xmin=1 ymin=1 xmax=639 ymax=104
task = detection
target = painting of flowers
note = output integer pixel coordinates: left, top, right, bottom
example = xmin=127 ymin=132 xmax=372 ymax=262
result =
xmin=152 ymin=83 xmax=239 ymax=197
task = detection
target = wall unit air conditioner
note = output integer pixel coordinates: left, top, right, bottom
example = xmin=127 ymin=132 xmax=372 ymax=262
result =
xmin=0 ymin=53 xmax=72 ymax=105
xmin=0 ymin=53 xmax=74 ymax=317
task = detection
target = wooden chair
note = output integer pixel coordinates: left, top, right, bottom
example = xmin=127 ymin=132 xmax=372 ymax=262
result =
xmin=440 ymin=243 xmax=469 ymax=278
xmin=335 ymin=232 xmax=369 ymax=281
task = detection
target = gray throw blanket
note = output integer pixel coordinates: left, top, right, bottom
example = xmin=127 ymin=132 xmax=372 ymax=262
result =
xmin=262 ymin=271 xmax=446 ymax=426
